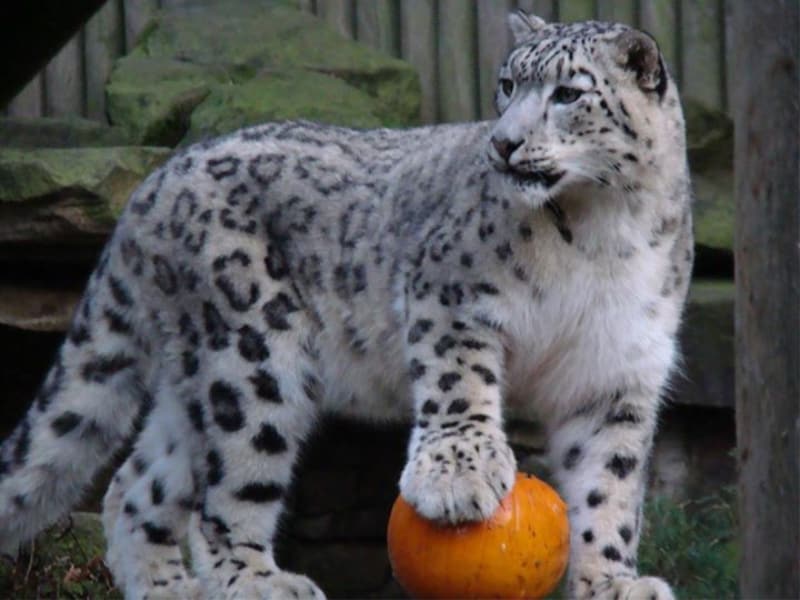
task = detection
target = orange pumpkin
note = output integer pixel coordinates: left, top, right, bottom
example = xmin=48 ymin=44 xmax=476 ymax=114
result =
xmin=387 ymin=472 xmax=569 ymax=599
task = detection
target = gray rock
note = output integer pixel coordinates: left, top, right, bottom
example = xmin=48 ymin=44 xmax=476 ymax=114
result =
xmin=0 ymin=146 xmax=172 ymax=243
xmin=0 ymin=285 xmax=82 ymax=332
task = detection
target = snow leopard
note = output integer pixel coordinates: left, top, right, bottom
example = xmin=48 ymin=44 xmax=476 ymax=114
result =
xmin=0 ymin=11 xmax=692 ymax=600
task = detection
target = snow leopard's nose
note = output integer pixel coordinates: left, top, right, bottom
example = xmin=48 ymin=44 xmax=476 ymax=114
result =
xmin=491 ymin=136 xmax=523 ymax=163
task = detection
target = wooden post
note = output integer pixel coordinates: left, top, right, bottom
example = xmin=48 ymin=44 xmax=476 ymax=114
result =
xmin=732 ymin=2 xmax=799 ymax=599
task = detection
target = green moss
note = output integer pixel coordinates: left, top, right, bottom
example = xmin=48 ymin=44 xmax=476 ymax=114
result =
xmin=684 ymin=99 xmax=733 ymax=171
xmin=688 ymin=279 xmax=734 ymax=305
xmin=0 ymin=513 xmax=120 ymax=599
xmin=107 ymin=57 xmax=232 ymax=145
xmin=127 ymin=1 xmax=420 ymax=131
xmin=184 ymin=71 xmax=384 ymax=143
xmin=683 ymin=100 xmax=734 ymax=251
xmin=0 ymin=147 xmax=172 ymax=219
xmin=693 ymin=168 xmax=734 ymax=250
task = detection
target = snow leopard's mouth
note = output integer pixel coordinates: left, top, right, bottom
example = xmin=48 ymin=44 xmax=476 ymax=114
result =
xmin=506 ymin=167 xmax=565 ymax=189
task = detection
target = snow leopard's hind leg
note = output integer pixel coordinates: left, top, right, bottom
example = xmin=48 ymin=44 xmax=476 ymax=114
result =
xmin=102 ymin=370 xmax=204 ymax=600
xmin=548 ymin=385 xmax=674 ymax=600
xmin=0 ymin=250 xmax=149 ymax=554
xmin=188 ymin=285 xmax=325 ymax=600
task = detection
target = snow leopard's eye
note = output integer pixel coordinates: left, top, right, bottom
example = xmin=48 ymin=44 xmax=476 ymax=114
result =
xmin=551 ymin=86 xmax=583 ymax=104
xmin=499 ymin=78 xmax=514 ymax=97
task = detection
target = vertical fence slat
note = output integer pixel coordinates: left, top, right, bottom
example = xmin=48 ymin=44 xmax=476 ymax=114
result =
xmin=477 ymin=0 xmax=514 ymax=120
xmin=680 ymin=0 xmax=723 ymax=108
xmin=438 ymin=0 xmax=479 ymax=123
xmin=400 ymin=0 xmax=438 ymax=123
xmin=557 ymin=0 xmax=595 ymax=22
xmin=124 ymin=0 xmax=160 ymax=53
xmin=517 ymin=0 xmax=557 ymax=22
xmin=6 ymin=75 xmax=43 ymax=119
xmin=44 ymin=36 xmax=84 ymax=117
xmin=160 ymin=0 xmax=192 ymax=9
xmin=317 ymin=0 xmax=356 ymax=38
xmin=596 ymin=0 xmax=637 ymax=24
xmin=85 ymin=0 xmax=124 ymax=122
xmin=640 ymin=0 xmax=679 ymax=86
xmin=355 ymin=0 xmax=400 ymax=56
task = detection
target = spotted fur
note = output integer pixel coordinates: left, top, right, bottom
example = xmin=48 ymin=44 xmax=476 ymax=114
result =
xmin=0 ymin=12 xmax=691 ymax=600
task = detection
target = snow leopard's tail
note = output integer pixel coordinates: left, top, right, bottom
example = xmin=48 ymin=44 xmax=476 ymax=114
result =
xmin=0 ymin=244 xmax=149 ymax=554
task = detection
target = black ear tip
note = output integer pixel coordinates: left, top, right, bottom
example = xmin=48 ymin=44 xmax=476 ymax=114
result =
xmin=655 ymin=55 xmax=669 ymax=99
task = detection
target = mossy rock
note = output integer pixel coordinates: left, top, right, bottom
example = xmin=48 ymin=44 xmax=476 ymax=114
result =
xmin=184 ymin=71 xmax=383 ymax=144
xmin=108 ymin=0 xmax=420 ymax=143
xmin=683 ymin=99 xmax=734 ymax=252
xmin=134 ymin=0 xmax=420 ymax=124
xmin=0 ymin=146 xmax=172 ymax=242
xmin=0 ymin=512 xmax=120 ymax=599
xmin=106 ymin=56 xmax=232 ymax=146
xmin=0 ymin=117 xmax=130 ymax=148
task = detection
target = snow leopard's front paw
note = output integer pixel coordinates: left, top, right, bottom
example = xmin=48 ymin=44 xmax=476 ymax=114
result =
xmin=204 ymin=566 xmax=326 ymax=600
xmin=576 ymin=575 xmax=675 ymax=600
xmin=399 ymin=430 xmax=516 ymax=524
xmin=231 ymin=571 xmax=326 ymax=600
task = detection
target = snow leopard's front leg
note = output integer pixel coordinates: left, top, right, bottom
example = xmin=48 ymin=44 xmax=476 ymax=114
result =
xmin=400 ymin=313 xmax=516 ymax=523
xmin=549 ymin=385 xmax=674 ymax=600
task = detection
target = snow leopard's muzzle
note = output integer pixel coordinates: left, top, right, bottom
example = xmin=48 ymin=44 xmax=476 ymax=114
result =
xmin=488 ymin=135 xmax=565 ymax=189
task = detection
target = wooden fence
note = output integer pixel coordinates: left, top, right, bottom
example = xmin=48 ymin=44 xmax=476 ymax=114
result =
xmin=4 ymin=0 xmax=730 ymax=124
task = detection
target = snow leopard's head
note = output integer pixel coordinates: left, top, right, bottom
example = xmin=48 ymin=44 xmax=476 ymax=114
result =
xmin=488 ymin=11 xmax=685 ymax=204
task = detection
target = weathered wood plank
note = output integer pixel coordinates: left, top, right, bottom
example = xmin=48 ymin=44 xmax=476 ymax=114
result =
xmin=124 ymin=0 xmax=160 ymax=52
xmin=733 ymin=2 xmax=800 ymax=598
xmin=44 ymin=36 xmax=84 ymax=117
xmin=477 ymin=0 xmax=514 ymax=119
xmin=6 ymin=75 xmax=43 ymax=119
xmin=84 ymin=0 xmax=124 ymax=122
xmin=516 ymin=0 xmax=557 ymax=22
xmin=317 ymin=0 xmax=356 ymax=38
xmin=557 ymin=0 xmax=595 ymax=22
xmin=595 ymin=0 xmax=637 ymax=25
xmin=640 ymin=0 xmax=678 ymax=83
xmin=355 ymin=0 xmax=399 ymax=56
xmin=400 ymin=0 xmax=437 ymax=123
xmin=680 ymin=0 xmax=723 ymax=108
xmin=437 ymin=0 xmax=479 ymax=122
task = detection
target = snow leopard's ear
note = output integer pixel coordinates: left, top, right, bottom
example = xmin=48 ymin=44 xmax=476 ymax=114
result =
xmin=612 ymin=29 xmax=668 ymax=99
xmin=508 ymin=10 xmax=546 ymax=45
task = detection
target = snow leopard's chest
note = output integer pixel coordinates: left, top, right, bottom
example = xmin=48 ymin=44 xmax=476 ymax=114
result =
xmin=500 ymin=241 xmax=679 ymax=421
